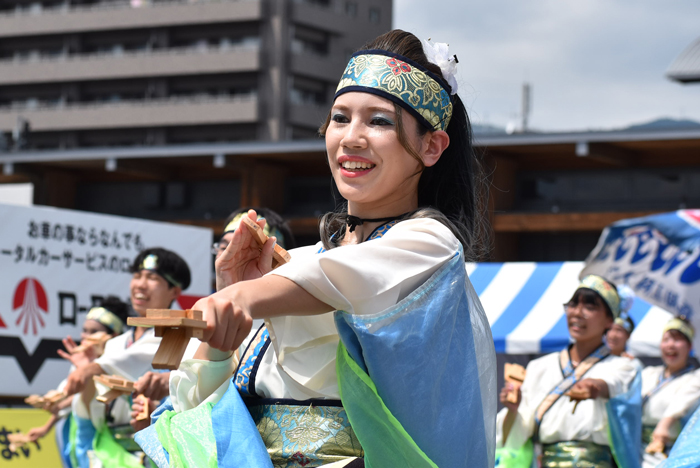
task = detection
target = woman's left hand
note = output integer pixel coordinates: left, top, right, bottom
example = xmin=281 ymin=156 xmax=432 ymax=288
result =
xmin=215 ymin=210 xmax=277 ymax=291
xmin=57 ymin=336 xmax=98 ymax=368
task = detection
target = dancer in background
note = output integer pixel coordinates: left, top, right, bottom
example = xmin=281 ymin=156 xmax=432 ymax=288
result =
xmin=498 ymin=275 xmax=641 ymax=468
xmin=642 ymin=317 xmax=700 ymax=467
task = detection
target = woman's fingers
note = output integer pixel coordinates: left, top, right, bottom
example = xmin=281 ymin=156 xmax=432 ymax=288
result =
xmin=258 ymin=237 xmax=276 ymax=274
xmin=57 ymin=349 xmax=72 ymax=362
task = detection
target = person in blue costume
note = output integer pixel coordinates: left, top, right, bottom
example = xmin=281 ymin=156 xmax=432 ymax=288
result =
xmin=496 ymin=275 xmax=641 ymax=468
xmin=136 ymin=29 xmax=497 ymax=468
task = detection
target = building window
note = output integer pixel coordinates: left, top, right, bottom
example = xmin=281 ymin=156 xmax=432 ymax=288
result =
xmin=369 ymin=7 xmax=380 ymax=23
xmin=345 ymin=1 xmax=357 ymax=17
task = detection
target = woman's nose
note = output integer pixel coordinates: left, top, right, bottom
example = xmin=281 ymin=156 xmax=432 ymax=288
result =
xmin=340 ymin=120 xmax=367 ymax=149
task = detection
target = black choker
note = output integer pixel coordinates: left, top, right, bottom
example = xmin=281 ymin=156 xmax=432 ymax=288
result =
xmin=344 ymin=212 xmax=410 ymax=233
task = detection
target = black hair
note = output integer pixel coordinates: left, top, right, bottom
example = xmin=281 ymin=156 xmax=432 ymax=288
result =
xmin=222 ymin=207 xmax=296 ymax=249
xmin=98 ymin=296 xmax=129 ymax=334
xmin=618 ymin=314 xmax=635 ymax=335
xmin=566 ymin=289 xmax=614 ymax=320
xmin=130 ymin=247 xmax=192 ymax=290
xmin=317 ymin=29 xmax=489 ymax=259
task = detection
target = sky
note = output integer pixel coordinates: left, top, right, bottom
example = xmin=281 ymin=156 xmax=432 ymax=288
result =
xmin=393 ymin=0 xmax=700 ymax=132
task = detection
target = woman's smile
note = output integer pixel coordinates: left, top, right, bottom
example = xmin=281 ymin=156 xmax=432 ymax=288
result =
xmin=338 ymin=155 xmax=376 ymax=178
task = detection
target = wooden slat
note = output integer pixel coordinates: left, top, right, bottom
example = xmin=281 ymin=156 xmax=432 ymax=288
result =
xmin=493 ymin=211 xmax=661 ymax=232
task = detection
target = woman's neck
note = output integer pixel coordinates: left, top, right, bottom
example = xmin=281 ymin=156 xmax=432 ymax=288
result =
xmin=570 ymin=338 xmax=604 ymax=365
xmin=665 ymin=360 xmax=689 ymax=377
xmin=343 ymin=198 xmax=417 ymax=245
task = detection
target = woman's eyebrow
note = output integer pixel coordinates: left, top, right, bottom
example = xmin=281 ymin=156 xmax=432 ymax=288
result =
xmin=331 ymin=105 xmax=395 ymax=114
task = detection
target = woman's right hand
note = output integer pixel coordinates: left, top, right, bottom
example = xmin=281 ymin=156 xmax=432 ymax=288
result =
xmin=215 ymin=210 xmax=278 ymax=291
xmin=195 ymin=290 xmax=253 ymax=354
xmin=499 ymin=382 xmax=521 ymax=412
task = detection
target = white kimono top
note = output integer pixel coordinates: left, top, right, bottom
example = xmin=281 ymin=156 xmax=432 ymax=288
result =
xmin=642 ymin=365 xmax=700 ymax=439
xmin=496 ymin=350 xmax=637 ymax=448
xmin=76 ymin=327 xmax=198 ymax=428
xmin=169 ymin=218 xmax=461 ymax=412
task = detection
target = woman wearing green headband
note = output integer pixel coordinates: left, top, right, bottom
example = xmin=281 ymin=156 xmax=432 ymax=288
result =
xmin=27 ymin=297 xmax=128 ymax=466
xmin=641 ymin=317 xmax=700 ymax=466
xmin=137 ymin=30 xmax=495 ymax=468
xmin=497 ymin=275 xmax=640 ymax=468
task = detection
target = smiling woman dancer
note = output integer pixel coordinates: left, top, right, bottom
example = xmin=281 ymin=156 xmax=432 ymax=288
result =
xmin=641 ymin=317 xmax=700 ymax=467
xmin=136 ymin=29 xmax=496 ymax=468
xmin=497 ymin=275 xmax=641 ymax=468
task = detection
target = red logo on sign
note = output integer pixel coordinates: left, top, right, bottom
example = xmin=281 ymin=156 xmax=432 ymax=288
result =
xmin=12 ymin=278 xmax=49 ymax=335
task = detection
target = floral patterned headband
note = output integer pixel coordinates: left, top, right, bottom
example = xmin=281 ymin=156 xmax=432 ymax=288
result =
xmin=334 ymin=50 xmax=454 ymax=132
xmin=578 ymin=275 xmax=621 ymax=318
xmin=86 ymin=306 xmax=125 ymax=335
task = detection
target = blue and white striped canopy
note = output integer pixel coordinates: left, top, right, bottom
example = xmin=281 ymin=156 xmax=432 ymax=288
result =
xmin=467 ymin=261 xmax=673 ymax=357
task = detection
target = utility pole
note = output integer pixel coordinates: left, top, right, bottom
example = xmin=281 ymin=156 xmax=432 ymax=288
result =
xmin=521 ymin=83 xmax=531 ymax=133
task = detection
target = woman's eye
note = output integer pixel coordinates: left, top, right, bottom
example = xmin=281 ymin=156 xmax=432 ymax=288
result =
xmin=370 ymin=116 xmax=394 ymax=126
xmin=331 ymin=113 xmax=348 ymax=123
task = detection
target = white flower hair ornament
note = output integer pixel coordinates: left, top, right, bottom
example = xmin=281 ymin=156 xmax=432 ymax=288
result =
xmin=420 ymin=38 xmax=459 ymax=95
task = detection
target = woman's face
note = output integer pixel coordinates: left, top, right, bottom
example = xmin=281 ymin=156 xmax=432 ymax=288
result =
xmin=81 ymin=319 xmax=110 ymax=341
xmin=660 ymin=330 xmax=691 ymax=372
xmin=325 ymin=92 xmax=427 ymax=214
xmin=606 ymin=323 xmax=630 ymax=355
xmin=565 ymin=293 xmax=613 ymax=344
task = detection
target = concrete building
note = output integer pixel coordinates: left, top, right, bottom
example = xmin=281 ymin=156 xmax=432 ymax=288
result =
xmin=0 ymin=0 xmax=392 ymax=150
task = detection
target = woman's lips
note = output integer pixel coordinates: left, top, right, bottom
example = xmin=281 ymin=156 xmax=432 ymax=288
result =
xmin=338 ymin=155 xmax=376 ymax=178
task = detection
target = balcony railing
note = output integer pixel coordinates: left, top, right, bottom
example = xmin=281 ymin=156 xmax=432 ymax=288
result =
xmin=0 ymin=0 xmax=255 ymax=19
xmin=0 ymin=94 xmax=259 ymax=131
xmin=0 ymin=42 xmax=259 ymax=65
xmin=0 ymin=93 xmax=256 ymax=113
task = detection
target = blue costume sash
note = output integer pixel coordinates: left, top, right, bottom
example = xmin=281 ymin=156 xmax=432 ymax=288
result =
xmin=658 ymin=404 xmax=700 ymax=468
xmin=336 ymin=248 xmax=497 ymax=467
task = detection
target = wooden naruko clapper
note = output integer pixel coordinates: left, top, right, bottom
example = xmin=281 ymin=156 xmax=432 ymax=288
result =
xmin=128 ymin=309 xmax=207 ymax=370
xmin=93 ymin=374 xmax=136 ymax=404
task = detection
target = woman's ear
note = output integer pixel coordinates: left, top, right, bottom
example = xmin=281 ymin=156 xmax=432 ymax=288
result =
xmin=422 ymin=130 xmax=450 ymax=167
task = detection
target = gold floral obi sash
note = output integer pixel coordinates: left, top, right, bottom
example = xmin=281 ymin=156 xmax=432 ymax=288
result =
xmin=246 ymin=399 xmax=363 ymax=468
xmin=541 ymin=441 xmax=613 ymax=468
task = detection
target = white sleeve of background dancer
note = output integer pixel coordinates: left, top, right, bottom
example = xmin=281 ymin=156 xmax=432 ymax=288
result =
xmin=94 ymin=329 xmax=161 ymax=381
xmin=600 ymin=357 xmax=636 ymax=398
xmin=664 ymin=369 xmax=700 ymax=419
xmin=495 ymin=360 xmax=538 ymax=450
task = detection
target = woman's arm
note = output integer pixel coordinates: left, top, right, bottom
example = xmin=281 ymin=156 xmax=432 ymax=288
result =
xmin=195 ymin=275 xmax=333 ymax=356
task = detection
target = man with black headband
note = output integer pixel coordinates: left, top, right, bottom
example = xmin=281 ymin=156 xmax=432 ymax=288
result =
xmin=64 ymin=248 xmax=191 ymax=396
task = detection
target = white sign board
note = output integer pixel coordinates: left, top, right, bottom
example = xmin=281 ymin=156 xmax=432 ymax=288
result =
xmin=0 ymin=203 xmax=212 ymax=396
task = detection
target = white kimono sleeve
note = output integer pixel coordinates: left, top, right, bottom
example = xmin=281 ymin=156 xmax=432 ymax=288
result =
xmin=94 ymin=328 xmax=160 ymax=381
xmin=663 ymin=369 xmax=700 ymax=419
xmin=495 ymin=358 xmax=540 ymax=449
xmin=169 ymin=218 xmax=460 ymax=410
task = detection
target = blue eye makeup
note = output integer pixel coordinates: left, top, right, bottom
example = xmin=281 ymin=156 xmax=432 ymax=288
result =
xmin=371 ymin=115 xmax=395 ymax=126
